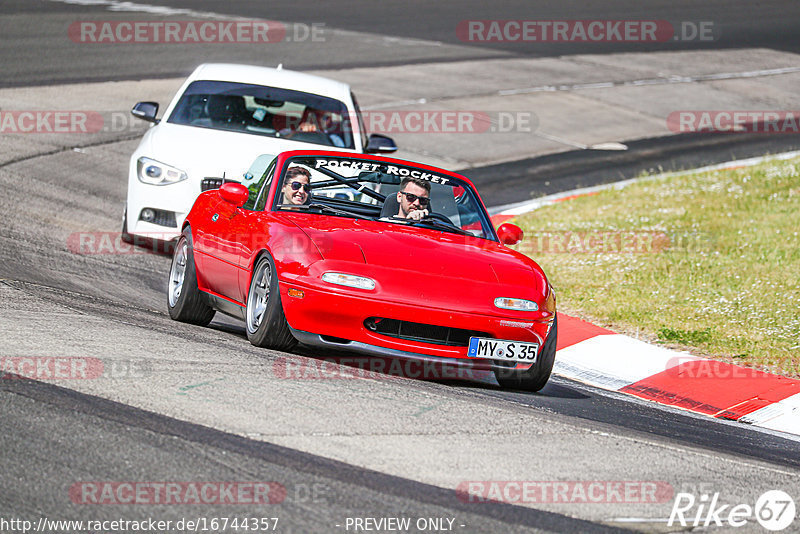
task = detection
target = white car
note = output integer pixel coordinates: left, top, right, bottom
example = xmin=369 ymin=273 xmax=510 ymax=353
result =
xmin=124 ymin=63 xmax=396 ymax=241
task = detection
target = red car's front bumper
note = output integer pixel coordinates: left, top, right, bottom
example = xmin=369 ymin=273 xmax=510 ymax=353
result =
xmin=279 ymin=277 xmax=554 ymax=370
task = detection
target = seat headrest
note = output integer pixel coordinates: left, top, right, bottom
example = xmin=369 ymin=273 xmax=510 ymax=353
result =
xmin=380 ymin=194 xmax=401 ymax=218
xmin=205 ymin=95 xmax=246 ymax=121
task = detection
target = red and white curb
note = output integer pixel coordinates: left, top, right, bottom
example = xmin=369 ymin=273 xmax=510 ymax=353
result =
xmin=554 ymin=313 xmax=800 ymax=436
xmin=489 ymin=150 xmax=800 ymax=437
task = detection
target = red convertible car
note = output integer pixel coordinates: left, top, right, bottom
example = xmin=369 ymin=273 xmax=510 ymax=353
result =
xmin=168 ymin=150 xmax=557 ymax=390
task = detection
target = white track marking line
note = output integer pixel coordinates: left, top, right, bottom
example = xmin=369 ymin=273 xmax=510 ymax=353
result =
xmin=48 ymin=0 xmax=241 ymax=18
xmin=365 ymin=65 xmax=800 ymax=150
xmin=498 ymin=66 xmax=800 ymax=96
xmin=47 ymin=0 xmax=448 ymax=48
xmin=368 ymin=66 xmax=800 ymax=109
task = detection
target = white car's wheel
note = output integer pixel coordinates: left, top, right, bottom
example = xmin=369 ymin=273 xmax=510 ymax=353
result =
xmin=121 ymin=208 xmax=133 ymax=244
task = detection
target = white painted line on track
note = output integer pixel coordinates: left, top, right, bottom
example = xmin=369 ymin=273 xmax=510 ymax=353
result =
xmin=48 ymin=0 xmax=242 ymax=18
xmin=498 ymin=66 xmax=800 ymax=96
xmin=366 ymin=65 xmax=800 ymax=151
xmin=367 ymin=67 xmax=800 ymax=110
xmin=47 ymin=0 xmax=449 ymax=48
xmin=363 ymin=99 xmax=428 ymax=111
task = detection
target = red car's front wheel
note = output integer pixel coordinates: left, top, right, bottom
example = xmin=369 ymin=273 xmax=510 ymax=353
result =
xmin=493 ymin=317 xmax=557 ymax=392
xmin=246 ymin=253 xmax=297 ymax=351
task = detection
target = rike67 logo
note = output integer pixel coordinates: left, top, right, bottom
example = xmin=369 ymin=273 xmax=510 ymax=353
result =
xmin=669 ymin=490 xmax=796 ymax=531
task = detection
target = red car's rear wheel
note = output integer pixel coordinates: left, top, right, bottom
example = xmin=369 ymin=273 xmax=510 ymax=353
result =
xmin=167 ymin=229 xmax=215 ymax=326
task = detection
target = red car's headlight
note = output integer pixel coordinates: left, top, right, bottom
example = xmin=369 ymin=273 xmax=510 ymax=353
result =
xmin=321 ymin=272 xmax=376 ymax=290
xmin=494 ymin=297 xmax=538 ymax=312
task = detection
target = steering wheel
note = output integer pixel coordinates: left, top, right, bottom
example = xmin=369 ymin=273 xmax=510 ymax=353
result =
xmin=423 ymin=212 xmax=453 ymax=224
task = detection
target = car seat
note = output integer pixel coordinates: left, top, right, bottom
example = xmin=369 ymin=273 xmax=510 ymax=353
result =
xmin=380 ymin=193 xmax=401 ymax=217
xmin=204 ymin=95 xmax=248 ymax=129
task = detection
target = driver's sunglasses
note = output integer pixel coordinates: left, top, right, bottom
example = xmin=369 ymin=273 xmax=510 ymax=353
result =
xmin=289 ymin=181 xmax=311 ymax=192
xmin=400 ymin=191 xmax=430 ymax=206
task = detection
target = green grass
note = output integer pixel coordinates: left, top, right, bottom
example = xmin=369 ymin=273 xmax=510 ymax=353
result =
xmin=512 ymin=155 xmax=800 ymax=377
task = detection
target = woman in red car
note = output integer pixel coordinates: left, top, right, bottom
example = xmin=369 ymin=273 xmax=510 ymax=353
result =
xmin=280 ymin=167 xmax=312 ymax=205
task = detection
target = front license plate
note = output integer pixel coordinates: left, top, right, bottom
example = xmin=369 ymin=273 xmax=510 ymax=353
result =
xmin=467 ymin=337 xmax=539 ymax=362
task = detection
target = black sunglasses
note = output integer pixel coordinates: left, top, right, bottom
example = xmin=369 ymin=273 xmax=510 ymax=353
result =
xmin=289 ymin=181 xmax=311 ymax=192
xmin=400 ymin=191 xmax=430 ymax=206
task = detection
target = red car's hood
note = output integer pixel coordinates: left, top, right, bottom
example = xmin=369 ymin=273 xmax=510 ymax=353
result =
xmin=281 ymin=215 xmax=547 ymax=302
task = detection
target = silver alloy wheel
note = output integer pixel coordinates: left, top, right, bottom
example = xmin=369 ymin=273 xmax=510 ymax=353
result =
xmin=168 ymin=238 xmax=188 ymax=307
xmin=247 ymin=259 xmax=271 ymax=334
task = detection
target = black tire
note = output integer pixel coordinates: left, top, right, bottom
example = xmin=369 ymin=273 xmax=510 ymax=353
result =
xmin=121 ymin=208 xmax=134 ymax=244
xmin=494 ymin=316 xmax=558 ymax=392
xmin=167 ymin=228 xmax=215 ymax=326
xmin=246 ymin=253 xmax=297 ymax=351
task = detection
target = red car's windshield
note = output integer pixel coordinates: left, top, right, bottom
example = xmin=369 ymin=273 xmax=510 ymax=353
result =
xmin=273 ymin=156 xmax=495 ymax=240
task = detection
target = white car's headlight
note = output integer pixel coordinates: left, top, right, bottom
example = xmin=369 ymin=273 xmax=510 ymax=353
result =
xmin=322 ymin=272 xmax=376 ymax=290
xmin=137 ymin=157 xmax=188 ymax=186
xmin=494 ymin=297 xmax=538 ymax=312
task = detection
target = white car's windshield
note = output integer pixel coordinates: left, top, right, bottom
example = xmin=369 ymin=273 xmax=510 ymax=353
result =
xmin=274 ymin=156 xmax=495 ymax=240
xmin=167 ymin=80 xmax=355 ymax=149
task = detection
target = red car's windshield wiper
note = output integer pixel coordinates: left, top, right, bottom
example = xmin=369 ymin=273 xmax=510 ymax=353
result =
xmin=281 ymin=203 xmax=373 ymax=220
xmin=398 ymin=216 xmax=472 ymax=236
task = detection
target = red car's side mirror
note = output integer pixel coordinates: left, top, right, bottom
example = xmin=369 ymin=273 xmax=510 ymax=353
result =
xmin=219 ymin=182 xmax=249 ymax=207
xmin=497 ymin=223 xmax=523 ymax=245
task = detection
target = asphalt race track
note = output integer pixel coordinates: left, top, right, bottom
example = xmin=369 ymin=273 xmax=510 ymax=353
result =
xmin=5 ymin=0 xmax=800 ymax=85
xmin=1 ymin=1 xmax=800 ymax=533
